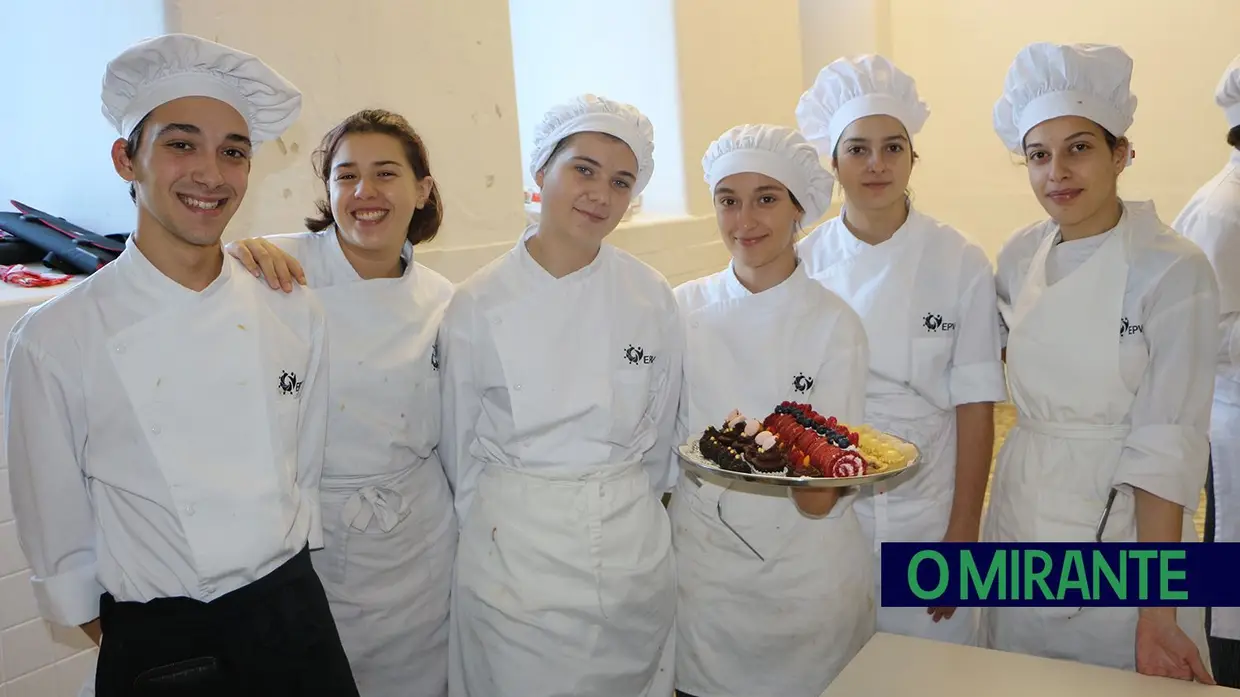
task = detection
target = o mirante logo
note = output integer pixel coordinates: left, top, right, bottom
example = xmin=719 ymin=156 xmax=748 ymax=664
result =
xmin=879 ymin=543 xmax=1240 ymax=608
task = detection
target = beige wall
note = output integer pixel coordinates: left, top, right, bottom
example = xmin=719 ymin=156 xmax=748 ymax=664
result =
xmin=884 ymin=0 xmax=1240 ymax=258
xmin=168 ymin=0 xmax=816 ymax=287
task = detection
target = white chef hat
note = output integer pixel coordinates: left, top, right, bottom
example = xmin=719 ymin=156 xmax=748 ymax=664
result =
xmin=528 ymin=94 xmax=656 ymax=195
xmin=795 ymin=55 xmax=930 ymax=159
xmin=102 ymin=33 xmax=302 ymax=144
xmin=1216 ymin=55 xmax=1240 ymax=129
xmin=702 ymin=124 xmax=836 ymax=225
xmin=993 ymin=42 xmax=1138 ymax=154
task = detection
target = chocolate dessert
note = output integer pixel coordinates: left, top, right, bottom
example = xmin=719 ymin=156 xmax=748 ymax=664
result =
xmin=744 ymin=431 xmax=788 ymax=474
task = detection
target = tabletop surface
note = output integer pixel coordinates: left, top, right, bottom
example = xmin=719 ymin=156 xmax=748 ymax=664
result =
xmin=822 ymin=633 xmax=1233 ymax=696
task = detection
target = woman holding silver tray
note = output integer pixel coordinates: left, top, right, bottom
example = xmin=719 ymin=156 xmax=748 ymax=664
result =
xmin=666 ymin=123 xmax=875 ymax=697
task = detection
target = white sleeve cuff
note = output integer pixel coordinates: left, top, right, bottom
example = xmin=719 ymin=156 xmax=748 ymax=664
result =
xmin=949 ymin=361 xmax=1009 ymax=406
xmin=31 ymin=565 xmax=103 ymax=627
xmin=1115 ymin=424 xmax=1209 ymax=512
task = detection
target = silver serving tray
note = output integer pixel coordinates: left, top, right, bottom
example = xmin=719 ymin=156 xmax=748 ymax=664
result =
xmin=677 ymin=430 xmax=921 ymax=489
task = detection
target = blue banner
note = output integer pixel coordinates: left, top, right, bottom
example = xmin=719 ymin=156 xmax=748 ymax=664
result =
xmin=879 ymin=543 xmax=1240 ymax=607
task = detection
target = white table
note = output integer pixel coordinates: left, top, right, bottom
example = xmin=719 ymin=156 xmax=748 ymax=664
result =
xmin=0 ymin=266 xmax=83 ymax=332
xmin=823 ymin=632 xmax=1235 ymax=696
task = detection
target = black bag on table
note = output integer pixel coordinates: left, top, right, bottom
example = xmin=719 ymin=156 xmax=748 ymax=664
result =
xmin=0 ymin=200 xmax=129 ymax=275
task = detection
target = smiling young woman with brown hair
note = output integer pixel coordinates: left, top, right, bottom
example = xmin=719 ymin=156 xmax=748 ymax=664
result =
xmin=226 ymin=108 xmax=456 ymax=697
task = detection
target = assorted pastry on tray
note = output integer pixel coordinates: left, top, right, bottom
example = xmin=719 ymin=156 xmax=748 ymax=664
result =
xmin=696 ymin=402 xmax=918 ymax=480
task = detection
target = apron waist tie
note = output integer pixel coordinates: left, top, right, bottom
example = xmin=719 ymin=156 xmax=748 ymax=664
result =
xmin=486 ymin=458 xmax=643 ymax=484
xmin=1017 ymin=415 xmax=1131 ymax=440
xmin=323 ymin=466 xmax=425 ymax=533
xmin=342 ymin=486 xmax=404 ymax=533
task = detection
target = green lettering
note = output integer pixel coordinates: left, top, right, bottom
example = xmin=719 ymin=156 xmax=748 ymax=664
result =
xmin=909 ymin=551 xmax=949 ymax=600
xmin=1092 ymin=550 xmax=1127 ymax=599
xmin=1130 ymin=550 xmax=1158 ymax=600
xmin=1159 ymin=550 xmax=1188 ymax=601
xmin=1023 ymin=550 xmax=1055 ymax=600
xmin=1009 ymin=547 xmax=1018 ymax=600
xmin=1057 ymin=550 xmax=1090 ymax=600
xmin=962 ymin=550 xmax=1004 ymax=600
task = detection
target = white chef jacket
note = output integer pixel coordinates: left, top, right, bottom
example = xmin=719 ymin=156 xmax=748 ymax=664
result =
xmin=260 ymin=229 xmax=456 ymax=697
xmin=1172 ymin=150 xmax=1240 ymax=642
xmin=262 ymin=230 xmax=452 ymax=479
xmin=439 ymin=227 xmax=683 ymax=524
xmin=1173 ymin=150 xmax=1240 ymax=397
xmin=4 ymin=236 xmax=328 ymax=628
xmin=798 ymin=206 xmax=1007 ymax=645
xmin=996 ymin=201 xmax=1219 ymax=513
xmin=799 ymin=208 xmax=1008 ymax=414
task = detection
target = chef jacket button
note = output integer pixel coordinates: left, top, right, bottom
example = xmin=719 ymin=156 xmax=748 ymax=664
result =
xmin=184 ymin=504 xmax=195 ymax=516
xmin=115 ymin=344 xmax=126 ymax=353
xmin=151 ymin=424 xmax=161 ymax=435
xmin=691 ymin=322 xmax=699 ymax=329
xmin=514 ymin=384 xmax=522 ymax=391
xmin=492 ymin=318 xmax=502 ymax=325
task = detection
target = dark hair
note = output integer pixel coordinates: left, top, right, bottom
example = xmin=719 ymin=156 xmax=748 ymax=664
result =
xmin=1228 ymin=125 xmax=1240 ymax=151
xmin=305 ymin=109 xmax=442 ymax=246
xmin=124 ymin=115 xmax=150 ymax=203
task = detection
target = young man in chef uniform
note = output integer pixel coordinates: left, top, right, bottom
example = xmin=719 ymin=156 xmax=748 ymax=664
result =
xmin=794 ymin=55 xmax=1008 ymax=646
xmin=984 ymin=41 xmax=1216 ymax=684
xmin=3 ymin=34 xmax=358 ymax=695
xmin=1171 ymin=53 xmax=1240 ymax=688
xmin=439 ymin=94 xmax=682 ymax=697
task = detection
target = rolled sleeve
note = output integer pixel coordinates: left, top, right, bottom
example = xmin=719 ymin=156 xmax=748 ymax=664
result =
xmin=950 ymin=361 xmax=1008 ymax=406
xmin=1115 ymin=424 xmax=1209 ymax=511
xmin=32 ymin=564 xmax=105 ymax=627
xmin=949 ymin=249 xmax=1009 ymax=405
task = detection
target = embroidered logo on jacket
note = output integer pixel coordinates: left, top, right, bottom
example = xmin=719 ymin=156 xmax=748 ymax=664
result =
xmin=792 ymin=373 xmax=814 ymax=394
xmin=278 ymin=371 xmax=303 ymax=397
xmin=922 ymin=313 xmax=956 ymax=333
xmin=624 ymin=344 xmax=656 ymax=365
xmin=431 ymin=343 xmax=440 ymax=371
xmin=1120 ymin=317 xmax=1143 ymax=337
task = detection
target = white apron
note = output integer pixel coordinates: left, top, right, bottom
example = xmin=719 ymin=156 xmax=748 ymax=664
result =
xmin=447 ymin=275 xmax=676 ymax=697
xmin=309 ymin=273 xmax=456 ymax=697
xmin=811 ymin=222 xmax=975 ymax=645
xmin=981 ymin=222 xmax=1210 ymax=671
xmin=671 ymin=267 xmax=875 ymax=697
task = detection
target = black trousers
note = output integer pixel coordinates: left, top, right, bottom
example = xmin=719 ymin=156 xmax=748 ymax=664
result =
xmin=1205 ymin=455 xmax=1240 ymax=688
xmin=96 ymin=546 xmax=359 ymax=696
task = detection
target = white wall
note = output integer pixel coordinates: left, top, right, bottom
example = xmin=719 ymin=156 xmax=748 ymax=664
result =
xmin=0 ymin=0 xmax=166 ymax=236
xmin=508 ymin=0 xmax=686 ymax=217
xmin=884 ymin=0 xmax=1240 ymax=258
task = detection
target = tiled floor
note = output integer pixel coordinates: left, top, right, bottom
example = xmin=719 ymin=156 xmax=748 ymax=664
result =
xmin=989 ymin=403 xmax=1208 ymax=539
